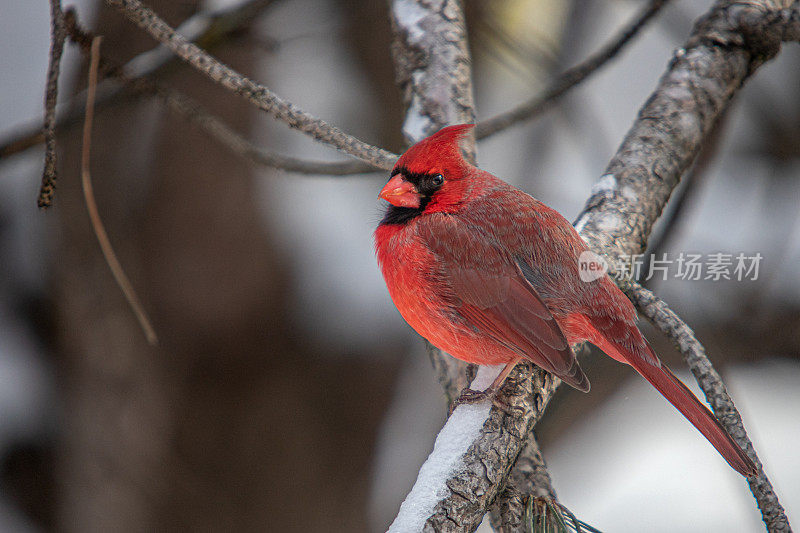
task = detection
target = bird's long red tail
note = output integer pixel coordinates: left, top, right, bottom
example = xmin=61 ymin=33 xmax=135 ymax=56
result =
xmin=625 ymin=351 xmax=757 ymax=477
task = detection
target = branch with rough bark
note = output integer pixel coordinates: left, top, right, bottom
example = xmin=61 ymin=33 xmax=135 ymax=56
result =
xmin=104 ymin=0 xmax=397 ymax=169
xmin=39 ymin=0 xmax=67 ymax=208
xmin=621 ymin=280 xmax=790 ymax=533
xmin=2 ymin=0 xmax=275 ymax=160
xmin=64 ymin=12 xmax=383 ymax=176
xmin=392 ymin=0 xmax=798 ymax=531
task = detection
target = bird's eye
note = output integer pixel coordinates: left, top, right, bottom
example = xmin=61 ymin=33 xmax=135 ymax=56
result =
xmin=431 ymin=174 xmax=444 ymax=186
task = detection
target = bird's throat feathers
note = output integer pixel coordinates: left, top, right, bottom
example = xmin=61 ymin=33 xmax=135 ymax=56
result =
xmin=380 ymin=124 xmax=476 ymax=226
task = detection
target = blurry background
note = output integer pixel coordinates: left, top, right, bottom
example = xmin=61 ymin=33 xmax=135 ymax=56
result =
xmin=0 ymin=0 xmax=797 ymax=531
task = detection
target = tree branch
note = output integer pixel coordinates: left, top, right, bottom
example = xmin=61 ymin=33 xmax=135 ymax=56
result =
xmin=393 ymin=0 xmax=799 ymax=530
xmin=389 ymin=0 xmax=477 ymax=403
xmin=104 ymin=0 xmax=397 ymax=169
xmin=574 ymin=0 xmax=798 ymax=262
xmin=79 ymin=36 xmax=158 ymax=346
xmin=39 ymin=0 xmax=67 ymax=208
xmin=488 ymin=436 xmax=557 ymax=533
xmin=2 ymin=0 xmax=276 ymax=161
xmin=475 ymin=0 xmax=670 ymax=140
xmin=621 ymin=280 xmax=790 ymax=533
xmin=64 ymin=13 xmax=383 ymax=175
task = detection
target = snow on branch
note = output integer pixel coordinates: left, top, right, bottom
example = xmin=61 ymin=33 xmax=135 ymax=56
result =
xmin=389 ymin=0 xmax=798 ymax=531
xmin=389 ymin=365 xmax=560 ymax=532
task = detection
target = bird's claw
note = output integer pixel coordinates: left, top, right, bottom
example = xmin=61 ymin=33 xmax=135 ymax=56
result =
xmin=449 ymin=386 xmax=512 ymax=415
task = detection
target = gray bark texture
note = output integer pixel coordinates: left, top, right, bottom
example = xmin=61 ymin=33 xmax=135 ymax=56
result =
xmin=389 ymin=0 xmax=477 ymax=402
xmin=625 ymin=281 xmax=790 ymax=533
xmin=104 ymin=0 xmax=398 ymax=169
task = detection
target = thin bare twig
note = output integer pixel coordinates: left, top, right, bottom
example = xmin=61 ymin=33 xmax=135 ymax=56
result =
xmin=81 ymin=37 xmax=158 ymax=346
xmin=476 ymin=0 xmax=670 ymax=139
xmin=3 ymin=6 xmax=383 ymax=177
xmin=39 ymin=0 xmax=67 ymax=208
xmin=105 ymin=0 xmax=397 ymax=169
xmin=620 ymin=280 xmax=790 ymax=533
xmin=64 ymin=15 xmax=382 ymax=175
xmin=3 ymin=0 xmax=274 ymax=160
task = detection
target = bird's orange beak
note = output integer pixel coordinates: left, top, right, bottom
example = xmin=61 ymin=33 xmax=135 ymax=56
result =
xmin=379 ymin=174 xmax=421 ymax=208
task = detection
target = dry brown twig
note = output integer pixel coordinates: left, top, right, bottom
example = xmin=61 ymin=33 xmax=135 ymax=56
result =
xmin=81 ymin=36 xmax=158 ymax=346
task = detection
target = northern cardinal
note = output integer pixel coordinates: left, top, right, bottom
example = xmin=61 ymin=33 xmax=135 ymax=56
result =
xmin=374 ymin=124 xmax=756 ymax=477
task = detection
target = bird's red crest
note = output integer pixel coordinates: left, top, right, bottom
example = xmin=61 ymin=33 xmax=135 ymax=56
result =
xmin=395 ymin=124 xmax=474 ymax=176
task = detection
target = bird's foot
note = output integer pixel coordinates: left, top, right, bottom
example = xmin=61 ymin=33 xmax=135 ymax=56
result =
xmin=449 ymin=386 xmax=511 ymax=415
xmin=455 ymin=387 xmax=492 ymax=404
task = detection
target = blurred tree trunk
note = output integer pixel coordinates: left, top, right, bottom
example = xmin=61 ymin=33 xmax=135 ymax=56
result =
xmin=53 ymin=2 xmax=394 ymax=531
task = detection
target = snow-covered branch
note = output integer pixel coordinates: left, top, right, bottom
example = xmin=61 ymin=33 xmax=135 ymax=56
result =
xmin=389 ymin=366 xmax=559 ymax=532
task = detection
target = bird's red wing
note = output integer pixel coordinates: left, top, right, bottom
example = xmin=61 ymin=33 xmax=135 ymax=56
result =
xmin=419 ymin=215 xmax=590 ymax=391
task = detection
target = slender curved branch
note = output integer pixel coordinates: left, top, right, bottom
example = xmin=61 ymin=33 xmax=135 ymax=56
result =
xmin=104 ymin=0 xmax=397 ymax=169
xmin=64 ymin=14 xmax=383 ymax=175
xmin=475 ymin=0 xmax=670 ymax=140
xmin=620 ymin=280 xmax=789 ymax=533
xmin=394 ymin=0 xmax=798 ymax=530
xmin=80 ymin=37 xmax=158 ymax=345
xmin=39 ymin=0 xmax=67 ymax=208
xmin=2 ymin=0 xmax=276 ymax=161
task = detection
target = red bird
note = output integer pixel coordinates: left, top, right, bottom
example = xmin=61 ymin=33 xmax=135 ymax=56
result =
xmin=374 ymin=124 xmax=756 ymax=477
